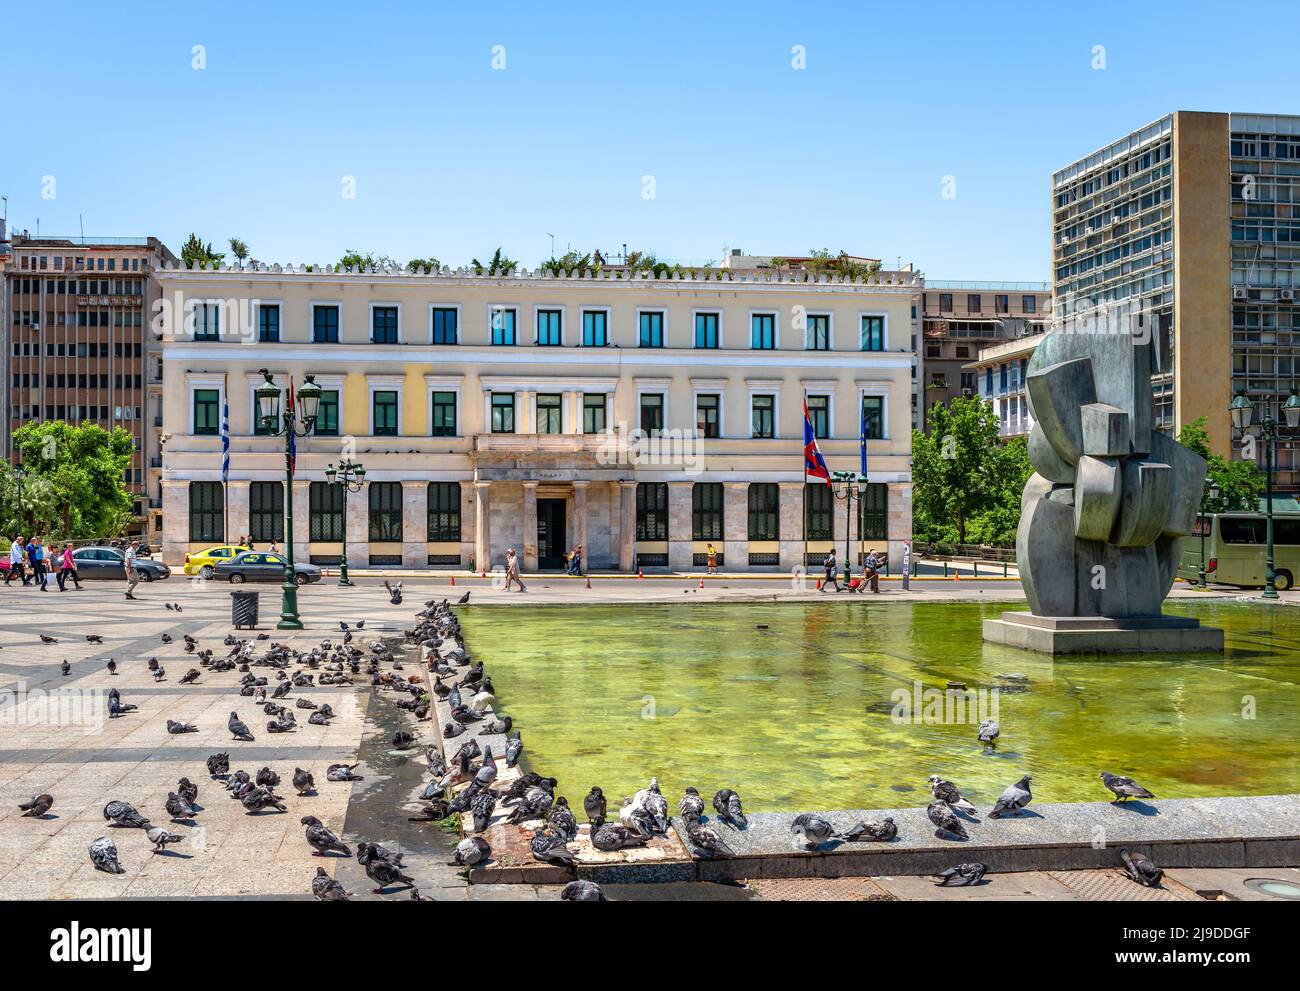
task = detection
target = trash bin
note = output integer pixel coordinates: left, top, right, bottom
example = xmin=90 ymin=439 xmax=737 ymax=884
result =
xmin=231 ymin=590 xmax=260 ymax=630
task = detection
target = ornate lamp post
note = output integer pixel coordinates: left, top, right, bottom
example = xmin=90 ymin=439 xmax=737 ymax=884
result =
xmin=255 ymin=370 xmax=322 ymax=629
xmin=831 ymin=469 xmax=860 ymax=588
xmin=324 ymin=459 xmax=365 ymax=587
xmin=1229 ymin=388 xmax=1300 ymax=599
xmin=1196 ymin=483 xmax=1220 ymax=590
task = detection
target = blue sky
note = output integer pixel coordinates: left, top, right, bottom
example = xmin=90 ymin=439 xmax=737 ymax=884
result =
xmin=3 ymin=1 xmax=1295 ymax=280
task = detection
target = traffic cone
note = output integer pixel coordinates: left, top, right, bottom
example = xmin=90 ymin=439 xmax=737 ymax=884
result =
xmin=481 ymin=567 xmax=487 ymax=578
xmin=698 ymin=577 xmax=704 ymax=589
xmin=954 ymin=570 xmax=960 ymax=581
xmin=638 ymin=568 xmax=644 ymax=579
xmin=450 ymin=575 xmax=455 ymax=587
xmin=585 ymin=575 xmax=592 ymax=590
xmin=816 ymin=578 xmax=823 ymax=590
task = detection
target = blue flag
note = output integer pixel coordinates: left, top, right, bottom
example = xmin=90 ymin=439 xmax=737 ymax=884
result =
xmin=859 ymin=402 xmax=868 ymax=481
xmin=221 ymin=400 xmax=230 ymax=483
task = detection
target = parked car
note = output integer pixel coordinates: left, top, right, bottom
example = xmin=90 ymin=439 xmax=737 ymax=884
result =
xmin=183 ymin=543 xmax=252 ymax=578
xmin=71 ymin=547 xmax=172 ymax=581
xmin=213 ymin=551 xmax=322 ymax=586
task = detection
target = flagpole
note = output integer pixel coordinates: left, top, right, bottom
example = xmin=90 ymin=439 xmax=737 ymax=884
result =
xmin=802 ymin=391 xmax=807 ymax=577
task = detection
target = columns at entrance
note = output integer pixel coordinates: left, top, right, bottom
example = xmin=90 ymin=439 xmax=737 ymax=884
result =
xmin=618 ymin=481 xmax=636 ymax=572
xmin=573 ymin=480 xmax=589 ymax=565
xmin=522 ymin=481 xmax=539 ymax=571
xmin=667 ymin=481 xmax=693 ymax=570
xmin=473 ymin=481 xmax=492 ymax=573
xmin=723 ymin=481 xmax=748 ymax=571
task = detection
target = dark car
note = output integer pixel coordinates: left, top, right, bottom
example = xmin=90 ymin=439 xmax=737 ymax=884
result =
xmin=213 ymin=551 xmax=322 ymax=586
xmin=71 ymin=547 xmax=172 ymax=581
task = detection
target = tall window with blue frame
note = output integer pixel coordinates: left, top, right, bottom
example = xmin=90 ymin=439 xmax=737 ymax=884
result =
xmin=806 ymin=395 xmax=829 ymax=438
xmin=490 ymin=306 xmax=516 ymax=345
xmin=582 ymin=310 xmax=608 ymax=346
xmin=639 ymin=311 xmax=664 ymax=348
xmin=860 ymin=315 xmax=885 ymax=351
xmin=806 ymin=314 xmax=830 ymax=350
xmin=751 ymin=313 xmax=776 ymax=349
xmin=373 ymin=391 xmax=398 ymax=435
xmin=430 ymin=307 xmax=458 ymax=345
xmin=861 ymin=395 xmax=884 ymax=439
xmin=258 ymin=304 xmax=280 ymax=343
xmin=315 ymin=390 xmax=339 ymax=436
xmin=431 ymin=391 xmax=456 ymax=436
xmin=193 ymin=389 xmax=219 ymax=435
xmin=536 ymin=309 xmax=561 ymax=346
xmin=694 ymin=312 xmax=719 ymax=349
xmin=491 ymin=393 xmax=515 ymax=433
xmin=313 ymin=304 xmax=339 ymax=343
xmin=372 ymin=306 xmax=399 ymax=344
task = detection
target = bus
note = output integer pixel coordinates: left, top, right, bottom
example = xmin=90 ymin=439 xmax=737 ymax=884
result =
xmin=1177 ymin=512 xmax=1300 ymax=591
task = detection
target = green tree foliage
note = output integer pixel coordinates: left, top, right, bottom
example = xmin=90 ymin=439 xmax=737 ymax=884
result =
xmin=338 ymin=250 xmax=396 ymax=271
xmin=180 ymin=233 xmax=225 ymax=268
xmin=1178 ymin=416 xmax=1264 ymax=513
xmin=3 ymin=422 xmax=135 ymax=539
xmin=228 ymin=237 xmax=250 ymax=262
xmin=470 ymin=247 xmax=518 ymax=276
xmin=406 ymin=257 xmax=441 ymax=273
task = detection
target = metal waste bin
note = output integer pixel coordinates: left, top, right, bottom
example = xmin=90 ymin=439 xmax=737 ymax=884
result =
xmin=231 ymin=590 xmax=260 ymax=630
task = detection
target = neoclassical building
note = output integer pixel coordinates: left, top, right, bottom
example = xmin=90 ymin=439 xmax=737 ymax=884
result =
xmin=156 ymin=262 xmax=916 ymax=572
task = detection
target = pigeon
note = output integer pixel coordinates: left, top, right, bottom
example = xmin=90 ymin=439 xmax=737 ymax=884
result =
xmin=311 ymin=867 xmax=350 ymax=901
xmin=359 ymin=842 xmax=404 ymax=868
xmin=165 ymin=792 xmax=198 ymax=820
xmin=179 ymin=668 xmax=200 ymax=685
xmin=584 ymin=786 xmax=607 ymax=824
xmin=392 ymin=730 xmax=414 ymax=749
xmin=790 ymin=813 xmax=854 ymax=851
xmin=326 ymin=763 xmax=363 ymax=782
xmin=40 ymin=634 xmax=58 ymax=644
xmin=384 ymin=580 xmax=403 ymax=605
xmin=166 ymin=719 xmax=198 ymax=734
xmin=241 ymin=786 xmax=286 ymax=813
xmin=927 ymin=800 xmax=969 ymax=840
xmin=712 ymin=789 xmax=748 ymax=829
xmin=977 ymin=719 xmax=1000 ymax=745
xmin=88 ymin=836 xmax=125 ymax=874
xmin=177 ymin=778 xmax=199 ymax=805
xmin=409 ymin=798 xmax=451 ymax=822
xmin=255 ymin=767 xmax=281 ymax=788
xmin=206 ymin=753 xmax=230 ymax=777
xmin=106 ymin=659 xmax=117 ymax=675
xmin=301 ymin=816 xmax=351 ymax=856
xmin=841 ymin=817 xmax=897 ymax=842
xmin=678 ymin=787 xmax=704 ymax=822
xmin=362 ymin=845 xmax=415 ymax=893
xmin=146 ymin=827 xmax=183 ymax=853
xmin=548 ymin=797 xmax=579 ymax=842
xmin=590 ymin=819 xmax=650 ymax=851
xmin=470 ymin=791 xmax=497 ymax=833
xmin=504 ymin=732 xmax=523 ymax=768
xmin=686 ymin=820 xmax=735 ymax=858
xmin=227 ymin=711 xmax=255 ymax=741
xmin=928 ymin=775 xmax=978 ymax=815
xmin=473 ymin=747 xmax=498 ymax=789
xmin=86 ymin=634 xmax=104 ymax=644
xmin=561 ymin=879 xmax=607 ymax=901
xmin=18 ymin=794 xmax=53 ymax=817
xmin=103 ymin=800 xmax=151 ymax=829
xmin=450 ymin=835 xmax=491 ymax=867
xmin=60 ymin=660 xmax=70 ymax=676
xmin=456 ymin=590 xmax=470 ymax=605
xmin=530 ymin=828 xmax=577 ymax=865
xmin=292 ymin=768 xmax=315 ymax=795
xmin=1101 ymin=771 xmax=1155 ymax=803
xmin=933 ymin=862 xmax=988 ymax=886
xmin=1120 ymin=848 xmax=1163 ymax=887
xmin=988 ymin=775 xmax=1033 ymax=818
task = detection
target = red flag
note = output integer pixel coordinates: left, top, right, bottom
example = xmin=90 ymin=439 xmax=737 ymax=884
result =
xmin=803 ymin=401 xmax=832 ymax=487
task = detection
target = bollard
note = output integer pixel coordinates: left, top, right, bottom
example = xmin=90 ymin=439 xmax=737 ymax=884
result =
xmin=585 ymin=575 xmax=592 ymax=589
xmin=943 ymin=562 xmax=948 ymax=578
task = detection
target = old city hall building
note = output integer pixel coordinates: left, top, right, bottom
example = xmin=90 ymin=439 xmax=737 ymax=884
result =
xmin=156 ymin=262 xmax=915 ymax=573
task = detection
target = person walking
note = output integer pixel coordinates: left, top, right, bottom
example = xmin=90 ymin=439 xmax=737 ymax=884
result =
xmin=124 ymin=539 xmax=142 ymax=599
xmin=566 ymin=544 xmax=584 ymax=576
xmin=861 ymin=548 xmax=882 ymax=594
xmin=5 ymin=534 xmax=24 ymax=586
xmin=30 ymin=537 xmax=47 ymax=592
xmin=503 ymin=547 xmax=527 ymax=592
xmin=820 ymin=547 xmax=840 ymax=592
xmin=706 ymin=542 xmax=718 ymax=575
xmin=57 ymin=542 xmax=82 ymax=591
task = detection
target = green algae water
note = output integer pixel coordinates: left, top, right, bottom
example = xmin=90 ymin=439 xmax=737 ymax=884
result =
xmin=458 ymin=600 xmax=1300 ymax=813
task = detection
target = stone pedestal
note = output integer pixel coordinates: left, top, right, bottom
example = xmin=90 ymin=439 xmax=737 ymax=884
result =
xmin=983 ymin=611 xmax=1225 ymax=654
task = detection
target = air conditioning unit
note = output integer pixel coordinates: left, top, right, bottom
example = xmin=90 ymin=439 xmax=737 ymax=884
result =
xmin=1280 ymin=289 xmax=1295 ymax=303
xmin=1233 ymin=287 xmax=1248 ymax=301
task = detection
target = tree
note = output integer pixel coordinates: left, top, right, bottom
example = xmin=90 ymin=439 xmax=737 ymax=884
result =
xmin=406 ymin=256 xmax=441 ymax=273
xmin=6 ymin=421 xmax=135 ymax=539
xmin=228 ymin=237 xmax=250 ymax=262
xmin=339 ymin=250 xmax=396 ymax=271
xmin=912 ymin=396 xmax=1008 ymax=545
xmin=1178 ymin=416 xmax=1264 ymax=513
xmin=470 ymin=247 xmax=517 ymax=276
xmin=180 ymin=233 xmax=225 ymax=268
xmin=964 ymin=436 xmax=1032 ymax=546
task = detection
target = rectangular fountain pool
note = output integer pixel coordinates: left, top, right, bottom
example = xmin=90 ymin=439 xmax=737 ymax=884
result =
xmin=457 ymin=600 xmax=1300 ymax=813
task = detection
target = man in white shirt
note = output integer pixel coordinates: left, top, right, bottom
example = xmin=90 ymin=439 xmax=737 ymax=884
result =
xmin=5 ymin=535 xmax=24 ymax=586
xmin=125 ymin=540 xmax=141 ymax=599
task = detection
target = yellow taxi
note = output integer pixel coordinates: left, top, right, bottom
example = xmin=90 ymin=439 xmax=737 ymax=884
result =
xmin=183 ymin=543 xmax=252 ymax=578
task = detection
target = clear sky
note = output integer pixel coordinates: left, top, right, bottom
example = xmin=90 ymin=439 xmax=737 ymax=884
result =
xmin=3 ymin=1 xmax=1295 ymax=280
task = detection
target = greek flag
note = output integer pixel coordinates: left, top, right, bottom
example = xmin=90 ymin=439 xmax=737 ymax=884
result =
xmin=220 ymin=400 xmax=230 ymax=483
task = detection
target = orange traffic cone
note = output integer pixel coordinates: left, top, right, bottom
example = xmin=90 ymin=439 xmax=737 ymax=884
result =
xmin=954 ymin=570 xmax=960 ymax=581
xmin=481 ymin=567 xmax=487 ymax=578
xmin=698 ymin=577 xmax=704 ymax=589
xmin=450 ymin=575 xmax=455 ymax=587
xmin=816 ymin=578 xmax=823 ymax=590
xmin=638 ymin=568 xmax=644 ymax=579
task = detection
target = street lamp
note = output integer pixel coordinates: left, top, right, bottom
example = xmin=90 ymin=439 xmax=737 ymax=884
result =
xmin=256 ymin=370 xmax=321 ymax=629
xmin=831 ymin=470 xmax=860 ymax=588
xmin=1196 ymin=482 xmax=1220 ymax=590
xmin=1229 ymin=388 xmax=1300 ymax=599
xmin=324 ymin=459 xmax=366 ymax=587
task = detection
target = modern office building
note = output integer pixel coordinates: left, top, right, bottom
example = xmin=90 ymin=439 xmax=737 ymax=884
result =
xmin=155 ymin=261 xmax=917 ymax=572
xmin=2 ymin=232 xmax=177 ymax=535
xmin=965 ymin=335 xmax=1041 ymax=440
xmin=1052 ymin=111 xmax=1300 ymax=489
xmin=918 ymin=281 xmax=1051 ymax=429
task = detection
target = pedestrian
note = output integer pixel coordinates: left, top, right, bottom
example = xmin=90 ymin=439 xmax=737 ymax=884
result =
xmin=706 ymin=542 xmax=718 ymax=575
xmin=124 ymin=539 xmax=142 ymax=600
xmin=30 ymin=536 xmax=47 ymax=592
xmin=820 ymin=548 xmax=840 ymax=592
xmin=861 ymin=548 xmax=882 ymax=594
xmin=5 ymin=534 xmax=24 ymax=586
xmin=504 ymin=547 xmax=527 ymax=592
xmin=267 ymin=540 xmax=279 ymax=555
xmin=566 ymin=544 xmax=584 ymax=576
xmin=58 ymin=542 xmax=82 ymax=591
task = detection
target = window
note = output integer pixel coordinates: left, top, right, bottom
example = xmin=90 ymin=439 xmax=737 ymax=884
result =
xmin=806 ymin=395 xmax=829 ymax=438
xmin=862 ymin=395 xmax=884 ymax=439
xmin=806 ymin=314 xmax=830 ymax=350
xmin=189 ymin=482 xmax=224 ymax=542
xmin=860 ymin=315 xmax=885 ymax=351
xmin=939 ymin=293 xmax=953 ymax=313
xmin=430 ymin=307 xmax=458 ymax=344
xmin=692 ymin=482 xmax=724 ymax=540
xmin=537 ymin=393 xmax=563 ymax=434
xmin=639 ymin=311 xmax=664 ymax=348
xmin=313 ymin=305 xmax=339 ymax=343
xmin=751 ymin=394 xmax=775 ymax=438
xmin=258 ymin=303 xmax=280 ymax=343
xmin=309 ymin=481 xmax=343 ymax=541
xmin=640 ymin=393 xmax=664 ymax=435
xmin=696 ymin=394 xmax=720 ymax=438
xmin=1022 ymin=295 xmax=1037 ymax=314
xmin=491 ymin=393 xmax=515 ymax=433
xmin=315 ymin=390 xmax=340 ymax=436
xmin=373 ymin=391 xmax=398 ymax=435
xmin=490 ymin=306 xmax=516 ymax=345
xmin=636 ymin=482 xmax=668 ymax=540
xmin=368 ymin=482 xmax=403 ymax=542
xmin=193 ymin=303 xmax=221 ymax=340
xmin=581 ymin=310 xmax=608 ymax=346
xmin=751 ymin=312 xmax=776 ymax=349
xmin=995 ymin=294 xmax=1009 ymax=314
xmin=859 ymin=483 xmax=888 ymax=541
xmin=431 ymin=391 xmax=457 ymax=436
xmin=967 ymin=294 xmax=981 ymax=313
xmin=536 ymin=309 xmax=562 ymax=345
xmin=193 ymin=389 xmax=219 ymax=435
xmin=748 ymin=483 xmax=780 ymax=540
xmin=805 ymin=483 xmax=834 ymax=540
xmin=695 ymin=312 xmax=720 ymax=348
xmin=249 ymin=481 xmax=284 ymax=542
xmin=372 ymin=306 xmax=399 ymax=344
xmin=427 ymin=482 xmax=461 ymax=541
xmin=582 ymin=393 xmax=607 ymax=433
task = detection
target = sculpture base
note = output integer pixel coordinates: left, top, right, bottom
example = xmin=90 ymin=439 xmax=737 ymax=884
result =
xmin=982 ymin=612 xmax=1224 ymax=655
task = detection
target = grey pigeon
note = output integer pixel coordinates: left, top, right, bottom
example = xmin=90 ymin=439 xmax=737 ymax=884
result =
xmin=473 ymin=747 xmax=497 ymax=789
xmin=988 ymin=774 xmax=1033 ymax=818
xmin=530 ymin=827 xmax=577 ymax=865
xmin=933 ymin=862 xmax=988 ymax=886
xmin=548 ymin=796 xmax=579 ymax=842
xmin=591 ymin=820 xmax=649 ymax=851
xmin=686 ymin=820 xmax=735 ymax=858
xmin=301 ymin=815 xmax=351 ymax=856
xmin=1101 ymin=771 xmax=1155 ymax=803
xmin=584 ymin=786 xmax=607 ymax=824
xmin=561 ymin=879 xmax=606 ymax=901
xmin=362 ymin=845 xmax=415 ymax=893
xmin=977 ymin=719 xmax=1000 ymax=745
xmin=165 ymin=792 xmax=198 ymax=820
xmin=678 ymin=786 xmax=704 ymax=822
xmin=311 ymin=866 xmax=350 ymax=901
xmin=292 ymin=767 xmax=315 ymax=795
xmin=103 ymin=800 xmax=151 ymax=829
xmin=166 ymin=719 xmax=198 ymax=734
xmin=1120 ymin=848 xmax=1163 ymax=887
xmin=712 ymin=789 xmax=748 ymax=829
xmin=88 ymin=835 xmax=125 ymax=874
xmin=842 ymin=817 xmax=897 ymax=842
xmin=450 ymin=835 xmax=491 ymax=867
xmin=146 ymin=826 xmax=183 ymax=853
xmin=227 ymin=711 xmax=254 ymax=741
xmin=326 ymin=763 xmax=362 ymax=782
xmin=19 ymin=794 xmax=53 ymax=817
xmin=206 ymin=752 xmax=230 ymax=777
xmin=928 ymin=775 xmax=977 ymax=815
xmin=470 ymin=790 xmax=497 ymax=833
xmin=927 ymin=800 xmax=969 ymax=840
xmin=177 ymin=778 xmax=199 ymax=805
xmin=504 ymin=732 xmax=523 ymax=768
xmin=790 ymin=813 xmax=854 ymax=851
